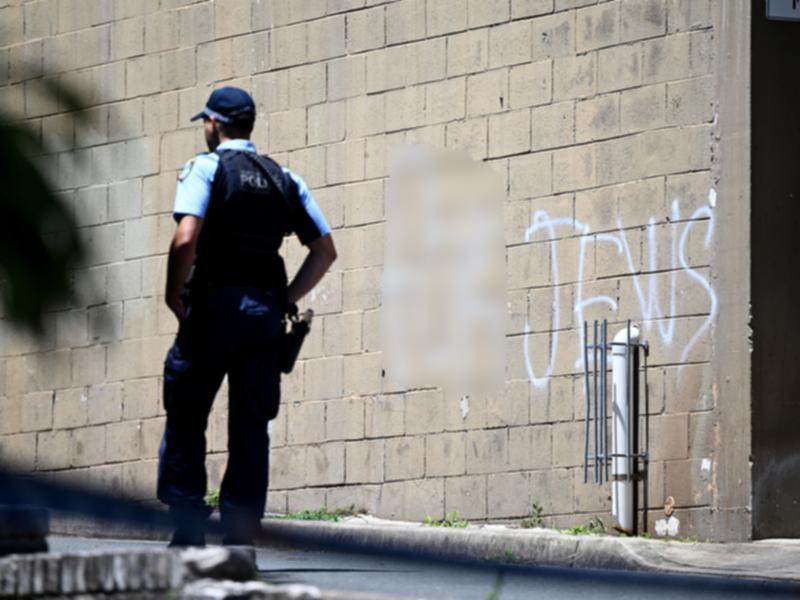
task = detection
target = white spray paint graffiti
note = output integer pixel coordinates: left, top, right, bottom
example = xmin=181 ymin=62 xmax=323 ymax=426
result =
xmin=677 ymin=205 xmax=716 ymax=365
xmin=522 ymin=211 xmax=567 ymax=386
xmin=522 ymin=200 xmax=717 ymax=388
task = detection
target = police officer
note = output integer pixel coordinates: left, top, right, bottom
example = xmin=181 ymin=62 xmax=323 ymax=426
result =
xmin=157 ymin=86 xmax=337 ymax=547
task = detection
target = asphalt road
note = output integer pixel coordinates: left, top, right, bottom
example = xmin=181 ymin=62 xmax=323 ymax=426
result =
xmin=48 ymin=536 xmax=799 ymax=599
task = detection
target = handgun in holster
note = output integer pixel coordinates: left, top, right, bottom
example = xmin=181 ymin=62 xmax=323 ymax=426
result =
xmin=281 ymin=303 xmax=313 ymax=374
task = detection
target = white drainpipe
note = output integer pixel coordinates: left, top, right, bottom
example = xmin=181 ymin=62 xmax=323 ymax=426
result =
xmin=611 ymin=325 xmax=639 ymax=534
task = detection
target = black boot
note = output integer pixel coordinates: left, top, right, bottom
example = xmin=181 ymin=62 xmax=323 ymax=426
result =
xmin=221 ymin=511 xmax=259 ymax=547
xmin=167 ymin=504 xmax=211 ymax=548
xmin=169 ymin=527 xmax=206 ymax=548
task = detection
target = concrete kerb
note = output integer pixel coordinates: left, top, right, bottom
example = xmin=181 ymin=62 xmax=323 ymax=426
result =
xmin=258 ymin=517 xmax=800 ymax=585
xmin=50 ymin=513 xmax=800 ymax=585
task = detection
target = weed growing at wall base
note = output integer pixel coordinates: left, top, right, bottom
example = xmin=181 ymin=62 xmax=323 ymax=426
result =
xmin=205 ymin=488 xmax=220 ymax=510
xmin=520 ymin=499 xmax=544 ymax=528
xmin=423 ymin=511 xmax=469 ymax=528
xmin=276 ymin=506 xmax=361 ymax=522
xmin=561 ymin=516 xmax=605 ymax=536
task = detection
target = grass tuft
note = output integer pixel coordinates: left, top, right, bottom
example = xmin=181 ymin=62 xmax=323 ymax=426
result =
xmin=423 ymin=511 xmax=469 ymax=528
xmin=560 ymin=516 xmax=606 ymax=535
xmin=520 ymin=499 xmax=544 ymax=528
xmin=279 ymin=505 xmax=360 ymax=522
xmin=205 ymin=487 xmax=221 ymax=510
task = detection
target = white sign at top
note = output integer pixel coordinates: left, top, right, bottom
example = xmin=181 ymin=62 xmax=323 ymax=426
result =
xmin=767 ymin=0 xmax=800 ymax=21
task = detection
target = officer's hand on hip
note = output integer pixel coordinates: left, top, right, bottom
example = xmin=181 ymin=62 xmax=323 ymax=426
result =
xmin=167 ymin=292 xmax=187 ymax=321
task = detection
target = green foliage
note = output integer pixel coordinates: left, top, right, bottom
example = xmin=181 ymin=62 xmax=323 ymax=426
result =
xmin=423 ymin=511 xmax=469 ymax=528
xmin=287 ymin=507 xmax=342 ymax=522
xmin=205 ymin=487 xmax=220 ymax=510
xmin=280 ymin=505 xmax=359 ymax=522
xmin=520 ymin=499 xmax=544 ymax=528
xmin=561 ymin=516 xmax=606 ymax=536
xmin=0 ymin=76 xmax=91 ymax=332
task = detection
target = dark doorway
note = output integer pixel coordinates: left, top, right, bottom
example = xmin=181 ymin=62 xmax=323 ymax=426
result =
xmin=751 ymin=0 xmax=800 ymax=538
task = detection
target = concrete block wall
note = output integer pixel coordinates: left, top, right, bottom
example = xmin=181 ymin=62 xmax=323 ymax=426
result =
xmin=0 ymin=0 xmax=736 ymax=539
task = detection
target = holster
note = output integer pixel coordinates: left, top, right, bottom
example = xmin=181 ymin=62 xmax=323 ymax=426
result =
xmin=281 ymin=304 xmax=313 ymax=374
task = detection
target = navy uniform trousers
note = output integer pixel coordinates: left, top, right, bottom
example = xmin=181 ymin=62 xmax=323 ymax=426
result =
xmin=157 ymin=284 xmax=283 ymax=533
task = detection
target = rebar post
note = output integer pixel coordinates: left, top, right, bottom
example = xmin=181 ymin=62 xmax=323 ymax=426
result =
xmin=602 ymin=320 xmax=609 ymax=483
xmin=626 ymin=321 xmax=633 ymax=481
xmin=582 ymin=320 xmax=591 ymax=484
xmin=593 ymin=320 xmax=599 ymax=483
xmin=643 ymin=343 xmax=650 ymax=534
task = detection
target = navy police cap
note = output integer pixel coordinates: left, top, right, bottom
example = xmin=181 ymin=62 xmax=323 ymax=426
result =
xmin=191 ymin=86 xmax=256 ymax=123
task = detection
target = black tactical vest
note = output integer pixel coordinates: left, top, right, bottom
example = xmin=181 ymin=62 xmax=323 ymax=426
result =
xmin=192 ymin=149 xmax=294 ymax=292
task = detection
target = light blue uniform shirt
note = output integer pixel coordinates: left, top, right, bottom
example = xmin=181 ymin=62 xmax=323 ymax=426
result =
xmin=173 ymin=139 xmax=330 ymax=241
